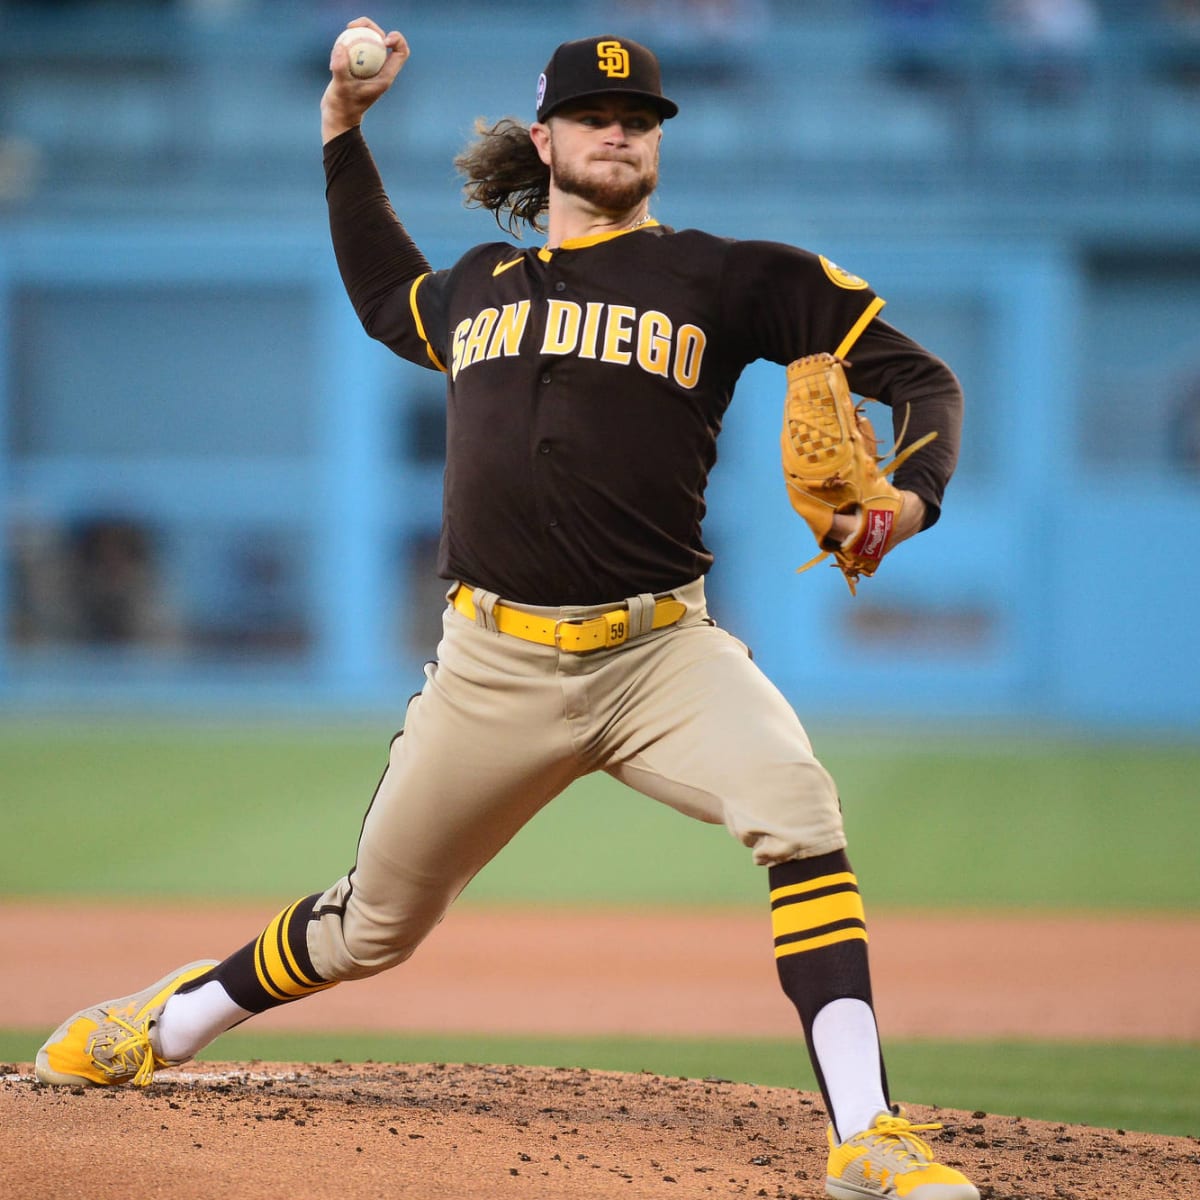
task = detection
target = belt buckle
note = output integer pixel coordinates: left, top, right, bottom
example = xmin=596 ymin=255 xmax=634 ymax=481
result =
xmin=552 ymin=616 xmax=586 ymax=652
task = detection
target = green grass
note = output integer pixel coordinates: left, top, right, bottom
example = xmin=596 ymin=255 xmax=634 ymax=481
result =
xmin=2 ymin=1030 xmax=1194 ymax=1137
xmin=4 ymin=719 xmax=1197 ymax=1142
xmin=1 ymin=717 xmax=1197 ymax=910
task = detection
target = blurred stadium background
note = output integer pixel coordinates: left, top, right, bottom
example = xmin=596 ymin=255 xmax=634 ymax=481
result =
xmin=0 ymin=0 xmax=1198 ymax=734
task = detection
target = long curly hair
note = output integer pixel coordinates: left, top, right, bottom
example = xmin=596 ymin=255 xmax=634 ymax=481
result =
xmin=454 ymin=117 xmax=549 ymax=237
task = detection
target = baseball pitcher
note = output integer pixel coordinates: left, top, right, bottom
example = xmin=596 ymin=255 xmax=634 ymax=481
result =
xmin=36 ymin=23 xmax=975 ymax=1200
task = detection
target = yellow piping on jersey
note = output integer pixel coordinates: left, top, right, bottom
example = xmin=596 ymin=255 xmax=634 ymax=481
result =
xmin=834 ymin=295 xmax=886 ymax=361
xmin=409 ymin=272 xmax=447 ymax=373
xmin=540 ymin=219 xmax=661 ymax=258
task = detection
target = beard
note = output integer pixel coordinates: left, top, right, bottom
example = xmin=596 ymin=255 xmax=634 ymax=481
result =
xmin=550 ymin=145 xmax=658 ymax=214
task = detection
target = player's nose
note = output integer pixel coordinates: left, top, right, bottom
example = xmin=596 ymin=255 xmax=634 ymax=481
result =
xmin=597 ymin=116 xmax=631 ymax=140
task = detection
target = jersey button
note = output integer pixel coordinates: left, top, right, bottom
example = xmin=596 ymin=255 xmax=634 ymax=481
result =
xmin=538 ymin=442 xmax=551 ymax=454
xmin=540 ymin=374 xmax=552 ymax=385
xmin=554 ymin=281 xmax=566 ymax=292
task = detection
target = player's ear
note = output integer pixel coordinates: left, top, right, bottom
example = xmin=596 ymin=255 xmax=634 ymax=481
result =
xmin=529 ymin=121 xmax=552 ymax=167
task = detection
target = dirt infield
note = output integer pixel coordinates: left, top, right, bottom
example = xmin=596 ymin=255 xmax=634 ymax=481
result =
xmin=3 ymin=903 xmax=1199 ymax=1199
xmin=5 ymin=1063 xmax=1199 ymax=1200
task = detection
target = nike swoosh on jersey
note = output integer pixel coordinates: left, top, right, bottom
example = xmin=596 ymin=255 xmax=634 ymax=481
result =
xmin=492 ymin=257 xmax=524 ymax=277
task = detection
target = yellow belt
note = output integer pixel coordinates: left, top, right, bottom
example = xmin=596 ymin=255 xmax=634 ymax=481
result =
xmin=452 ymin=585 xmax=687 ymax=653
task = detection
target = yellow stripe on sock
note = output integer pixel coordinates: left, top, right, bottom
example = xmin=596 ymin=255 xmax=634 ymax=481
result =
xmin=254 ymin=899 xmax=331 ymax=1001
xmin=774 ymin=926 xmax=869 ymax=959
xmin=275 ymin=901 xmax=325 ymax=991
xmin=771 ymin=888 xmax=867 ymax=941
xmin=770 ymin=871 xmax=858 ymax=904
xmin=253 ymin=904 xmax=293 ymax=1001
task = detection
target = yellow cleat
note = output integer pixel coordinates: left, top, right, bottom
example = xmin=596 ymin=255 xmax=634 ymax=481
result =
xmin=35 ymin=960 xmax=218 ymax=1087
xmin=826 ymin=1110 xmax=981 ymax=1199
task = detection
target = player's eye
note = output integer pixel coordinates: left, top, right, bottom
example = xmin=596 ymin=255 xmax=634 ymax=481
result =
xmin=573 ymin=110 xmax=656 ymax=132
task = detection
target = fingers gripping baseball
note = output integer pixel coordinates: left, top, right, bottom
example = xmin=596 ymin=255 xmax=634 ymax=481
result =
xmin=322 ymin=19 xmax=410 ymax=142
xmin=329 ymin=18 xmax=408 ymax=80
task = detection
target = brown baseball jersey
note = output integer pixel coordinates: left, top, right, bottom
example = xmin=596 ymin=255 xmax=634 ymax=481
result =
xmin=325 ymin=128 xmax=961 ymax=607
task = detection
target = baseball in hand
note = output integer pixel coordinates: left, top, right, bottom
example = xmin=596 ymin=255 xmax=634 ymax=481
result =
xmin=336 ymin=27 xmax=387 ymax=78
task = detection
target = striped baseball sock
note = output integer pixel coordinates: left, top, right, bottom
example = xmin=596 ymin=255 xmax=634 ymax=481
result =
xmin=157 ymin=893 xmax=337 ymax=1060
xmin=769 ymin=849 xmax=890 ymax=1141
xmin=199 ymin=892 xmax=338 ymax=1011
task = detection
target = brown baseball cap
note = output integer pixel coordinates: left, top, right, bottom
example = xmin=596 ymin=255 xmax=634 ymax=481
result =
xmin=536 ymin=35 xmax=679 ymax=123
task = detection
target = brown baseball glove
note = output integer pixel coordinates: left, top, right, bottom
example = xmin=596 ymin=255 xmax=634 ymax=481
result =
xmin=781 ymin=353 xmax=936 ymax=594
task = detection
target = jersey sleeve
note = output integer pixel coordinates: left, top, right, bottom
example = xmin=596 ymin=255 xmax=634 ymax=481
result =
xmin=721 ymin=240 xmax=962 ymax=528
xmin=842 ymin=315 xmax=963 ymax=527
xmin=719 ymin=242 xmax=885 ymax=367
xmin=323 ymin=127 xmax=445 ymax=371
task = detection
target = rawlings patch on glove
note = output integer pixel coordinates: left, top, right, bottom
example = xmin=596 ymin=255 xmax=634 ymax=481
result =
xmin=781 ymin=353 xmax=936 ymax=594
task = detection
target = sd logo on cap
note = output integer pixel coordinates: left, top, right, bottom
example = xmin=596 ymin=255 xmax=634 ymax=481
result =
xmin=535 ymin=35 xmax=679 ymax=123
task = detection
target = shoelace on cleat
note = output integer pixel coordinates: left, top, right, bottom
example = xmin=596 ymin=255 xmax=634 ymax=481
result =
xmin=857 ymin=1115 xmax=944 ymax=1165
xmin=89 ymin=1014 xmax=162 ymax=1087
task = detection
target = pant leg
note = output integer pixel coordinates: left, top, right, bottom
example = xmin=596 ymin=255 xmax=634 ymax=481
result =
xmin=599 ymin=620 xmax=845 ymax=864
xmin=308 ymin=607 xmax=584 ymax=981
xmin=593 ymin=616 xmax=884 ymax=1138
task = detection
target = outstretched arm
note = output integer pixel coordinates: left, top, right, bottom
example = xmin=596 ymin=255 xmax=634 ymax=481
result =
xmin=321 ymin=17 xmax=411 ymax=144
xmin=322 ymin=20 xmax=434 ymax=361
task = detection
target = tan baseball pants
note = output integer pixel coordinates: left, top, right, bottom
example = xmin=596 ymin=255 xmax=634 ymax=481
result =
xmin=307 ymin=577 xmax=846 ymax=982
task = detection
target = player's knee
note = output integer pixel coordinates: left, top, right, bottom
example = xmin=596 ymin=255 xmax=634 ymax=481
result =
xmin=321 ymin=931 xmax=423 ymax=981
xmin=309 ymin=906 xmax=431 ymax=981
xmin=734 ymin=758 xmax=845 ymax=864
xmin=330 ymin=931 xmax=419 ymax=980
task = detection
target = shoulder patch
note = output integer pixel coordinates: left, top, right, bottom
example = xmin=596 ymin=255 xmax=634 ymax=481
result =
xmin=819 ymin=255 xmax=869 ymax=290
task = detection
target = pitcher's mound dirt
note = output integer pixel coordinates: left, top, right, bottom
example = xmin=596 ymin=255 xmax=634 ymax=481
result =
xmin=5 ymin=904 xmax=1200 ymax=1197
xmin=4 ymin=1061 xmax=1198 ymax=1200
